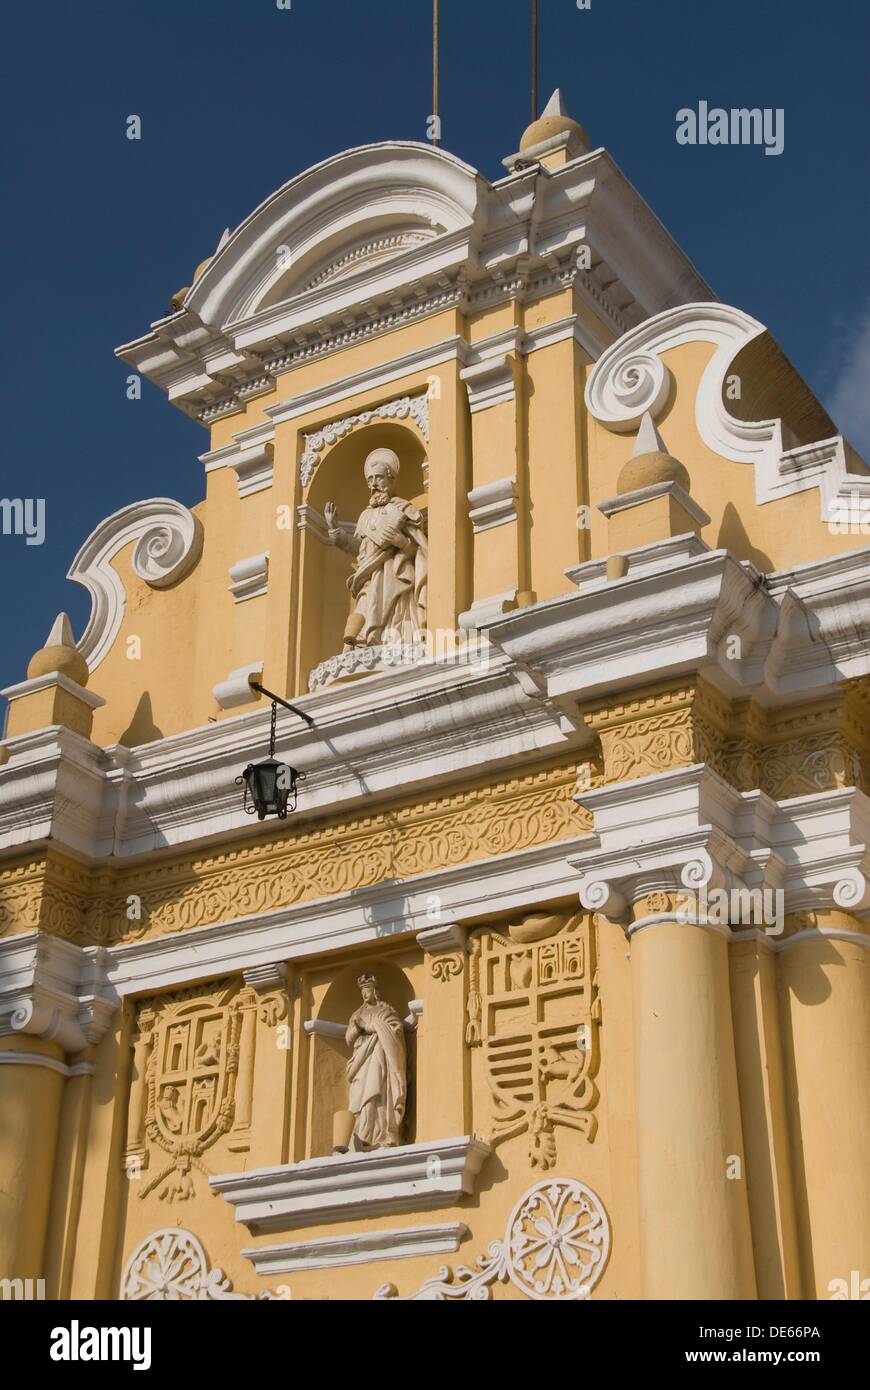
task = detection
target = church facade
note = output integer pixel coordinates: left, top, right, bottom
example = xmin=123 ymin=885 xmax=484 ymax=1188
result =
xmin=1 ymin=95 xmax=868 ymax=1302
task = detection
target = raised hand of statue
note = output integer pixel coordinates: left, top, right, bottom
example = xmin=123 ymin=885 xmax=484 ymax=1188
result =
xmin=324 ymin=501 xmax=338 ymax=534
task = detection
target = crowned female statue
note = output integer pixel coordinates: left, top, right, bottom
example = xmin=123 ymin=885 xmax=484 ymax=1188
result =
xmin=344 ymin=974 xmax=407 ymax=1149
xmin=324 ymin=447 xmax=427 ymax=648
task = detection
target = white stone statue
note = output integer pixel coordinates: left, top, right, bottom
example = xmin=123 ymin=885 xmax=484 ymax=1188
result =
xmin=345 ymin=974 xmax=407 ymax=1149
xmin=324 ymin=447 xmax=427 ymax=648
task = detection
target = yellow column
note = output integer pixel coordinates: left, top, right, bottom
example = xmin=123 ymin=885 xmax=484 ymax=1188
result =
xmin=0 ymin=1036 xmax=66 ymax=1285
xmin=729 ymin=939 xmax=802 ymax=1297
xmin=777 ymin=915 xmax=870 ymax=1297
xmin=416 ymin=926 xmax=468 ymax=1141
xmin=631 ymin=916 xmax=757 ymax=1299
xmin=427 ymin=362 xmax=472 ymax=634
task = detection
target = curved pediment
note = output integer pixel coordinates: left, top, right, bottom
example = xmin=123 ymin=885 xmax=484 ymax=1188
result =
xmin=186 ymin=142 xmax=483 ymax=331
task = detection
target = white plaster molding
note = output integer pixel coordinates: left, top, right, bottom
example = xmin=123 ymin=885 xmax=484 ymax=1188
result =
xmin=188 ymin=144 xmax=481 ymax=328
xmin=0 ymin=933 xmax=117 ymax=1053
xmin=68 ymin=499 xmax=204 ymax=672
xmin=5 ymin=544 xmax=870 ymax=876
xmin=101 ymin=837 xmax=590 ymax=998
xmin=210 ymin=1136 xmax=491 ymax=1232
xmin=0 ymin=671 xmax=106 ymax=710
xmin=416 ymin=922 xmax=465 ymax=954
xmin=228 ymin=552 xmax=269 ymax=603
xmin=570 ymin=765 xmax=870 ymax=924
xmin=460 ymin=355 xmax=516 ymax=413
xmin=0 ymin=648 xmax=585 ymax=862
xmin=200 ymin=422 xmax=275 ymax=496
xmin=301 ymin=231 xmax=436 ymax=293
xmin=243 ymin=1223 xmax=468 ymax=1276
xmin=242 ymin=962 xmax=287 ymax=993
xmin=597 ymin=480 xmax=711 ymax=529
xmin=308 ymin=641 xmax=427 ymax=692
xmin=467 ymin=476 xmax=519 ymax=532
xmin=299 ymin=393 xmax=429 ymax=487
xmin=212 ymin=661 xmax=263 ymax=710
xmin=458 ymin=591 xmax=518 ymax=631
xmin=121 ymin=1228 xmax=267 ymax=1301
xmin=565 ymin=532 xmax=709 ymax=594
xmin=375 ymin=1176 xmax=610 ymax=1301
xmin=116 ymin=142 xmax=711 ymax=423
xmin=585 ymin=302 xmax=868 ymax=516
xmin=267 ymin=319 xmax=598 ymax=438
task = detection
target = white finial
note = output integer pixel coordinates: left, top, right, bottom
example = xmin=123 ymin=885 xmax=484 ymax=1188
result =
xmin=216 ymin=227 xmax=231 ymax=251
xmin=45 ymin=612 xmax=75 ymax=647
xmin=632 ymin=411 xmax=668 ymax=457
xmin=541 ymin=88 xmax=569 ymax=119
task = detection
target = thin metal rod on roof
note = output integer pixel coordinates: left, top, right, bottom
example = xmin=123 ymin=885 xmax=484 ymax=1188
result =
xmin=433 ymin=0 xmax=441 ymax=147
xmin=531 ymin=0 xmax=539 ymax=121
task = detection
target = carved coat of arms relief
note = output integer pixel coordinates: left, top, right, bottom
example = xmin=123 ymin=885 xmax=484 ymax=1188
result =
xmin=466 ymin=911 xmax=600 ymax=1169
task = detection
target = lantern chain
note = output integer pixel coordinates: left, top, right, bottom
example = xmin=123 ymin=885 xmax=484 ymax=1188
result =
xmin=269 ymin=699 xmax=278 ymax=757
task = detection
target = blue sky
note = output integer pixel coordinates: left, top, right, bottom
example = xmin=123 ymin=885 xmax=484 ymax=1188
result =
xmin=2 ymin=0 xmax=868 ymax=706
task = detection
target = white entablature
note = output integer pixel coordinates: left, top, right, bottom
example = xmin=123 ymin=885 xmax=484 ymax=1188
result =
xmin=115 ymin=140 xmax=712 ymax=424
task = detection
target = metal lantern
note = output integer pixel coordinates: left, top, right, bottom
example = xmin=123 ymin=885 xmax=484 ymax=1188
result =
xmin=238 ymin=757 xmax=304 ymax=819
xmin=237 ymin=684 xmax=313 ymax=820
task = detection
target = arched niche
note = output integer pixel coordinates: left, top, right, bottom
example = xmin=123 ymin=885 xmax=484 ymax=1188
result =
xmin=296 ymin=421 xmax=427 ymax=688
xmin=307 ymin=960 xmax=417 ymax=1158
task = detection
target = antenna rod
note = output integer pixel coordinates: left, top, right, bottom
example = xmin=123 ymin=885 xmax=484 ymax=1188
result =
xmin=433 ymin=0 xmax=440 ymax=147
xmin=531 ymin=0 xmax=539 ymax=121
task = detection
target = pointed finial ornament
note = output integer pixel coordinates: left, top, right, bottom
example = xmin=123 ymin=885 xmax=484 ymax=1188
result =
xmin=632 ymin=411 xmax=668 ymax=458
xmin=541 ymin=88 xmax=569 ymax=119
xmin=617 ymin=412 xmax=691 ymax=496
xmin=511 ymin=84 xmax=591 ymax=168
xmin=45 ymin=612 xmax=76 ymax=648
xmin=26 ymin=611 xmax=89 ymax=686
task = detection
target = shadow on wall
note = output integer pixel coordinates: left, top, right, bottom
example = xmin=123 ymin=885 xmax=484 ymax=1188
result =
xmin=716 ymin=501 xmax=774 ymax=573
xmin=118 ymin=691 xmax=164 ymax=747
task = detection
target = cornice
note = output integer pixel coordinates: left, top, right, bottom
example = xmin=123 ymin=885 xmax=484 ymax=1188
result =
xmin=570 ymin=764 xmax=870 ymax=926
xmin=102 ymin=834 xmax=588 ymax=997
xmin=488 ymin=537 xmax=870 ymax=705
xmin=0 ymin=650 xmax=585 ymax=865
xmin=212 ymin=1136 xmax=492 ymax=1234
xmin=3 ymin=543 xmax=870 ymax=871
xmin=115 ymin=143 xmax=711 ymax=425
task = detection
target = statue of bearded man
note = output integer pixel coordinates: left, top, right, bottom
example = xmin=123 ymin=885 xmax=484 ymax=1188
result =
xmin=324 ymin=447 xmax=427 ymax=648
xmin=345 ymin=975 xmax=407 ymax=1150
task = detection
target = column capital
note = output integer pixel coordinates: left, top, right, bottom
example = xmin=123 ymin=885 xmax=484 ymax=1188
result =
xmin=416 ymin=922 xmax=465 ymax=955
xmin=0 ymin=931 xmax=118 ymax=1053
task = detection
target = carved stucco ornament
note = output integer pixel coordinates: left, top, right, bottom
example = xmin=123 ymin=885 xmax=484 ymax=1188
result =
xmin=374 ymin=1177 xmax=610 ymax=1301
xmin=135 ymin=985 xmax=248 ymax=1202
xmin=299 ymin=393 xmax=429 ymax=487
xmin=466 ymin=912 xmax=600 ymax=1169
xmin=68 ymin=498 xmax=203 ymax=672
xmin=120 ymin=1227 xmax=283 ymax=1301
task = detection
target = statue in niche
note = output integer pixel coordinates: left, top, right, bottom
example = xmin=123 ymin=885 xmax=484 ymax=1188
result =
xmin=324 ymin=447 xmax=427 ymax=648
xmin=344 ymin=974 xmax=407 ymax=1149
